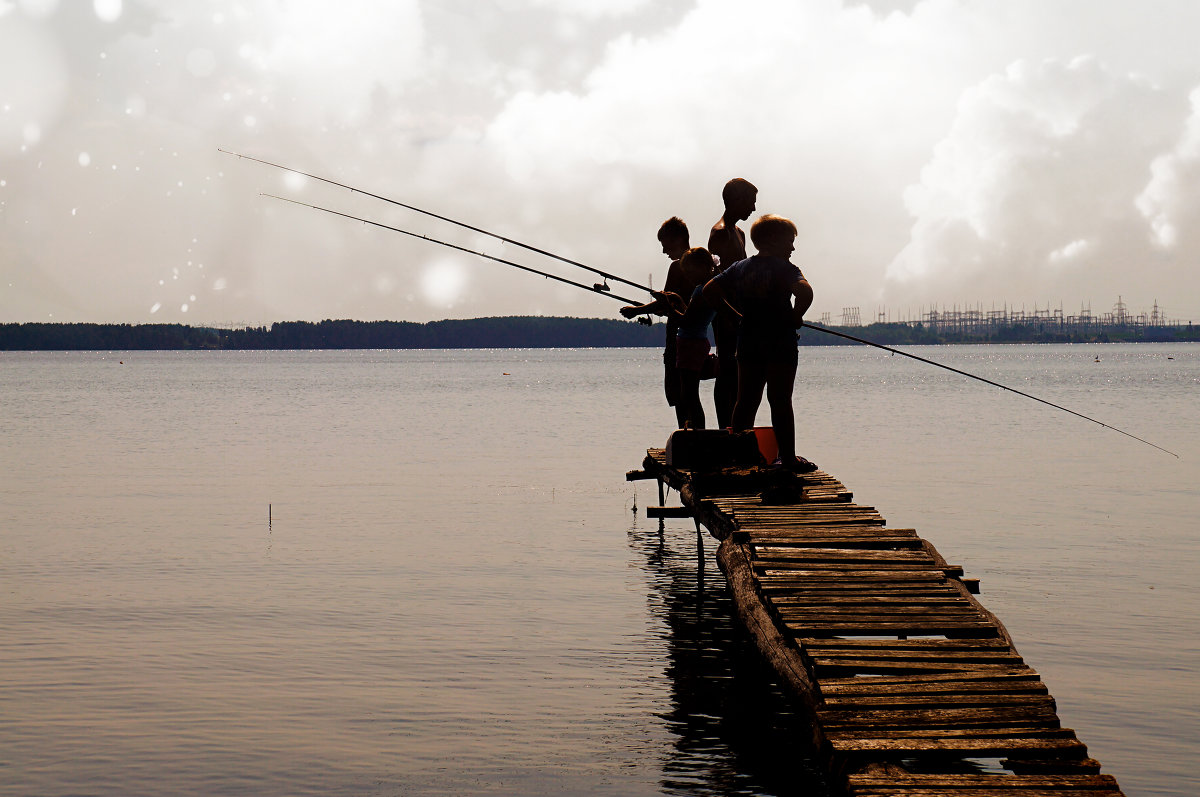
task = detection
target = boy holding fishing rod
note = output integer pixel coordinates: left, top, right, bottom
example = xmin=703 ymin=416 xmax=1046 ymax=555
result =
xmin=702 ymin=214 xmax=816 ymax=473
xmin=620 ymin=217 xmax=696 ymax=427
xmin=636 ymin=247 xmax=719 ymax=429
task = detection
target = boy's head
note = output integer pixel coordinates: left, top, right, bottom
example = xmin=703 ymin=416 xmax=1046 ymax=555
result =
xmin=657 ymin=216 xmax=690 ymax=260
xmin=749 ymin=214 xmax=798 ymax=255
xmin=722 ymin=178 xmax=758 ymax=220
xmin=679 ymin=247 xmax=715 ymax=283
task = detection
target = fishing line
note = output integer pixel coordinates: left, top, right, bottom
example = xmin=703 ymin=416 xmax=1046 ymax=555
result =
xmin=261 ymin=193 xmax=647 ymax=309
xmin=800 ymin=323 xmax=1178 ymax=458
xmin=221 ymin=148 xmax=648 ymax=296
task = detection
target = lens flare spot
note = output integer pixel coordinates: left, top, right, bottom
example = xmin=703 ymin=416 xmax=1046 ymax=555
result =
xmin=212 ymin=277 xmax=227 ymax=290
xmin=149 ymin=302 xmax=161 ymax=313
xmin=93 ymin=0 xmax=121 ymax=22
xmin=420 ymin=259 xmax=468 ymax=307
xmin=180 ymin=303 xmax=189 ymax=312
xmin=78 ymin=151 xmax=91 ymax=166
xmin=282 ymin=171 xmax=306 ymax=191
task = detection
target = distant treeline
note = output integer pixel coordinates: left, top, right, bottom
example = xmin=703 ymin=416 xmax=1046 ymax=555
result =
xmin=0 ymin=317 xmax=663 ymax=350
xmin=2 ymin=317 xmax=1197 ymax=351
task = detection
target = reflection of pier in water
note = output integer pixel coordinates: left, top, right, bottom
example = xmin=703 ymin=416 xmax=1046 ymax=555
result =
xmin=632 ymin=451 xmax=1125 ymax=796
xmin=628 ymin=509 xmax=832 ymax=795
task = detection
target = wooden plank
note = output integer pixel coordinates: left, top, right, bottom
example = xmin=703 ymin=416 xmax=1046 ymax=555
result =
xmin=812 ymin=658 xmax=1021 ymax=673
xmin=760 ymin=569 xmax=948 ymax=581
xmin=779 ymin=597 xmax=975 ymax=609
xmin=787 ymin=621 xmax=999 ymax=636
xmin=830 ymin=736 xmax=1087 ymax=757
xmin=847 ymin=774 xmax=1120 ymax=789
xmin=821 ymin=693 xmax=1056 ymax=709
xmin=810 ymin=650 xmax=1024 ymax=665
xmin=763 ymin=581 xmax=959 ymax=592
xmin=748 ymin=536 xmax=926 ymax=548
xmin=832 ymin=726 xmax=1073 ymax=741
xmin=817 ymin=668 xmax=1042 ymax=687
xmin=754 ymin=546 xmax=936 ymax=559
xmin=819 ymin=705 xmax=1061 ymax=729
xmin=850 ymin=788 xmax=1121 ymax=794
xmin=801 ymin=637 xmax=1012 ymax=650
xmin=820 ymin=680 xmax=1049 ymax=697
xmin=783 ymin=607 xmax=987 ymax=619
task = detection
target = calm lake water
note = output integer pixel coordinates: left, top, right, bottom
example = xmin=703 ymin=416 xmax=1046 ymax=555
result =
xmin=2 ymin=344 xmax=1197 ymax=796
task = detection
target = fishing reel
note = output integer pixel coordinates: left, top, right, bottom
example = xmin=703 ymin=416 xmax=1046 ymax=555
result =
xmin=637 ymin=315 xmax=653 ymax=326
xmin=592 ymin=279 xmax=610 ymax=292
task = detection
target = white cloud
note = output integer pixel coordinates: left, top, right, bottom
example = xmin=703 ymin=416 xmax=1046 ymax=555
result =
xmin=886 ymin=57 xmax=1184 ymax=304
xmin=1137 ymin=86 xmax=1200 ymax=251
xmin=5 ymin=0 xmax=1200 ymax=322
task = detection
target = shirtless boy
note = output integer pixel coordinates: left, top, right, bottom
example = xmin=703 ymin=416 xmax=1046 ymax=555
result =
xmin=707 ymin=178 xmax=757 ymax=428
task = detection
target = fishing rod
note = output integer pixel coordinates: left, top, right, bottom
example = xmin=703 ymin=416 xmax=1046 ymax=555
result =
xmin=799 ymin=322 xmax=1179 ymax=458
xmin=242 ymin=154 xmax=1172 ymax=455
xmin=220 ymin=148 xmax=649 ymax=297
xmin=261 ymin=193 xmax=650 ymax=311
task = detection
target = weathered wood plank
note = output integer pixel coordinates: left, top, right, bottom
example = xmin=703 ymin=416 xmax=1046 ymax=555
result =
xmin=772 ymin=595 xmax=969 ymax=607
xmin=819 ymin=705 xmax=1062 ymax=729
xmin=801 ymin=637 xmax=1013 ymax=649
xmin=832 ymin=726 xmax=1073 ymax=741
xmin=817 ymin=668 xmax=1041 ymax=687
xmin=846 ymin=773 xmax=1119 ymax=788
xmin=820 ymin=680 xmax=1049 ymax=697
xmin=830 ymin=736 xmax=1087 ymax=757
xmin=783 ymin=607 xmax=988 ymax=619
xmin=810 ymin=650 xmax=1025 ymax=665
xmin=787 ymin=621 xmax=999 ymax=636
xmin=761 ymin=569 xmax=948 ymax=581
xmin=849 ymin=787 xmax=1121 ymax=794
xmin=822 ymin=693 xmax=1056 ymax=709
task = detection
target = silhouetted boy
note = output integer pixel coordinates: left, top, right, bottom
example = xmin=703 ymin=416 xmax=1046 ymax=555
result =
xmin=702 ymin=214 xmax=815 ymax=471
xmin=621 ymin=217 xmax=693 ymax=426
xmin=707 ymin=178 xmax=757 ymax=428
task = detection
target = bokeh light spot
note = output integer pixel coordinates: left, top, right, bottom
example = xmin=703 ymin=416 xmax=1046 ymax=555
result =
xmin=93 ymin=0 xmax=121 ymax=23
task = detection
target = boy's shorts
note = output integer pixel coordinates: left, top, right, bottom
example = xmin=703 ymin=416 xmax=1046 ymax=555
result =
xmin=675 ymin=336 xmax=711 ymax=372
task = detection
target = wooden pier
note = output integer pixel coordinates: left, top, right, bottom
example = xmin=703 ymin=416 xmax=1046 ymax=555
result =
xmin=632 ymin=448 xmax=1124 ymax=796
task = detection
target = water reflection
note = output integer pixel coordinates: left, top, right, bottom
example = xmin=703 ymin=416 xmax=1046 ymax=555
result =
xmin=628 ymin=516 xmax=832 ymax=796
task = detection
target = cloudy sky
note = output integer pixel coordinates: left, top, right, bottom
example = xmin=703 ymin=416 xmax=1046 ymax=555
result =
xmin=3 ymin=0 xmax=1199 ymax=325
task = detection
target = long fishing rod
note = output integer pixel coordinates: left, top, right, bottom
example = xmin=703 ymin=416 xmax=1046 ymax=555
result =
xmin=800 ymin=322 xmax=1179 ymax=458
xmin=247 ymin=159 xmax=1172 ymax=456
xmin=220 ymin=148 xmax=649 ymax=297
xmin=261 ymin=193 xmax=648 ymax=309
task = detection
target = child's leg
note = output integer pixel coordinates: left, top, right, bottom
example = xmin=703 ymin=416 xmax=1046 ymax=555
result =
xmin=677 ymin=369 xmax=705 ymax=429
xmin=732 ymin=359 xmax=766 ymax=431
xmin=765 ymin=361 xmax=798 ymax=461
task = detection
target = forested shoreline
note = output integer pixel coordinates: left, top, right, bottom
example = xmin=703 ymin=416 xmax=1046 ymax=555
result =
xmin=1 ymin=316 xmax=1196 ymax=351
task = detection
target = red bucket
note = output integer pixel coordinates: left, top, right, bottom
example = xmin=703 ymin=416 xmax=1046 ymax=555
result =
xmin=752 ymin=426 xmax=778 ymax=464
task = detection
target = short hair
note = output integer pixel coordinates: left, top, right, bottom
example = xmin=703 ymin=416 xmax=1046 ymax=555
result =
xmin=657 ymin=216 xmax=689 ymax=244
xmin=749 ymin=214 xmax=798 ymax=249
xmin=679 ymin=247 xmax=714 ymax=274
xmin=722 ymin=178 xmax=758 ymax=205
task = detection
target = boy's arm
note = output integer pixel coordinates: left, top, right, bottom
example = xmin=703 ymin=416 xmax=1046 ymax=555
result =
xmin=620 ymin=291 xmax=684 ymax=319
xmin=790 ymin=279 xmax=814 ymax=328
